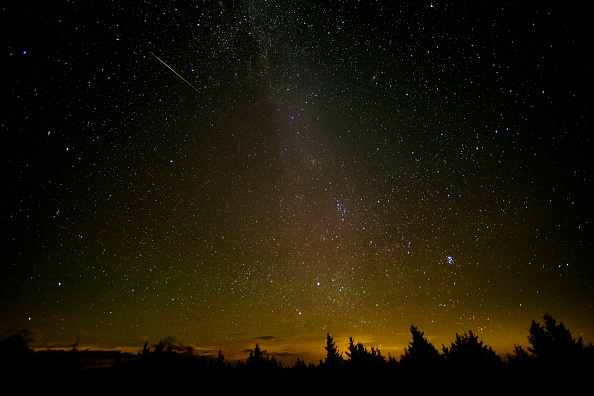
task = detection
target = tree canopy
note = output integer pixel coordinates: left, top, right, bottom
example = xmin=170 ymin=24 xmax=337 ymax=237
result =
xmin=442 ymin=330 xmax=502 ymax=368
xmin=1 ymin=314 xmax=592 ymax=390
xmin=323 ymin=333 xmax=343 ymax=368
xmin=400 ymin=325 xmax=443 ymax=368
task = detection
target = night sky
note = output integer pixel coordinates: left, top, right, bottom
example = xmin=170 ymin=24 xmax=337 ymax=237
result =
xmin=3 ymin=1 xmax=592 ymax=364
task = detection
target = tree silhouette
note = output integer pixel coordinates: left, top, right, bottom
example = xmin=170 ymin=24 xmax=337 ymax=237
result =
xmin=293 ymin=357 xmax=307 ymax=371
xmin=369 ymin=346 xmax=385 ymax=367
xmin=442 ymin=330 xmax=501 ymax=369
xmin=247 ymin=344 xmax=272 ymax=370
xmin=345 ymin=337 xmax=361 ymax=365
xmin=249 ymin=344 xmax=263 ymax=362
xmin=506 ymin=344 xmax=533 ymax=367
xmin=1 ymin=317 xmax=591 ymax=388
xmin=0 ymin=329 xmax=33 ymax=357
xmin=323 ymin=333 xmax=343 ymax=368
xmin=527 ymin=314 xmax=585 ymax=367
xmin=235 ymin=359 xmax=245 ymax=370
xmin=66 ymin=337 xmax=89 ymax=372
xmin=0 ymin=329 xmax=35 ymax=375
xmin=400 ymin=325 xmax=443 ymax=369
xmin=344 ymin=337 xmax=385 ymax=369
xmin=154 ymin=340 xmax=165 ymax=354
xmin=215 ymin=348 xmax=225 ymax=369
xmin=141 ymin=342 xmax=149 ymax=359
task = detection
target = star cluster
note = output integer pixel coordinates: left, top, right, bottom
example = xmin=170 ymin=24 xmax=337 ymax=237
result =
xmin=2 ymin=1 xmax=592 ymax=363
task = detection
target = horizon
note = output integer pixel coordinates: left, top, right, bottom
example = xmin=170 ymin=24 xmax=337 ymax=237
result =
xmin=17 ymin=312 xmax=593 ymax=366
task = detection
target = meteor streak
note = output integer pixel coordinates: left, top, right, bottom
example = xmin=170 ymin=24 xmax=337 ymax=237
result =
xmin=150 ymin=51 xmax=201 ymax=94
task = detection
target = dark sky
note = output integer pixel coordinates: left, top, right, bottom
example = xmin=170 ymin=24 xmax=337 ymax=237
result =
xmin=2 ymin=1 xmax=592 ymax=364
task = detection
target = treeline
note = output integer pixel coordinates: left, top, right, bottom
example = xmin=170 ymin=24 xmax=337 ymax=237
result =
xmin=1 ymin=314 xmax=593 ymax=392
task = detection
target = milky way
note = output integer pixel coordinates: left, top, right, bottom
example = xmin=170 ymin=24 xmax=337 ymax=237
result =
xmin=3 ymin=1 xmax=592 ymax=363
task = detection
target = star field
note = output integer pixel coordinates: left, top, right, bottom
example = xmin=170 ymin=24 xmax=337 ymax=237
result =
xmin=2 ymin=1 xmax=592 ymax=363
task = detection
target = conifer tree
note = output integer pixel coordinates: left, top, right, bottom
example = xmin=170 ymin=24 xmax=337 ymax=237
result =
xmin=400 ymin=325 xmax=443 ymax=368
xmin=527 ymin=314 xmax=583 ymax=365
xmin=442 ymin=330 xmax=501 ymax=368
xmin=215 ymin=348 xmax=225 ymax=368
xmin=324 ymin=333 xmax=343 ymax=368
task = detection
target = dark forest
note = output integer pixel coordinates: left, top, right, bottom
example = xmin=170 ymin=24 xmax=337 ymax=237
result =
xmin=1 ymin=314 xmax=592 ymax=393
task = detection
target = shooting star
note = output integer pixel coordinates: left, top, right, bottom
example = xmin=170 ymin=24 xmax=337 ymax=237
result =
xmin=150 ymin=52 xmax=201 ymax=94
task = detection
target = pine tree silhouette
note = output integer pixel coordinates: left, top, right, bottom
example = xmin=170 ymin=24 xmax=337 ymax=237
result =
xmin=442 ymin=330 xmax=501 ymax=369
xmin=506 ymin=344 xmax=533 ymax=367
xmin=527 ymin=314 xmax=584 ymax=367
xmin=400 ymin=325 xmax=443 ymax=369
xmin=215 ymin=348 xmax=225 ymax=368
xmin=323 ymin=333 xmax=343 ymax=368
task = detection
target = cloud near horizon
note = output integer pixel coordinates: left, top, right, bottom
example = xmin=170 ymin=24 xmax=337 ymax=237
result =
xmin=253 ymin=335 xmax=281 ymax=341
